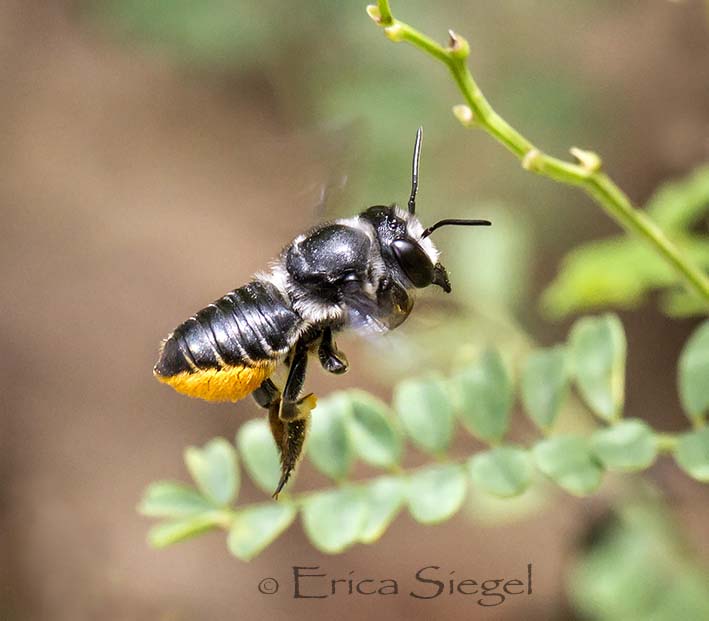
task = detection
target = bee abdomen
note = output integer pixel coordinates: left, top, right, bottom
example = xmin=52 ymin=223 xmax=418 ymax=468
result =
xmin=153 ymin=280 xmax=301 ymax=402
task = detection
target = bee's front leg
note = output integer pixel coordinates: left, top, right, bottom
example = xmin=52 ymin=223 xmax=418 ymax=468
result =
xmin=317 ymin=326 xmax=348 ymax=375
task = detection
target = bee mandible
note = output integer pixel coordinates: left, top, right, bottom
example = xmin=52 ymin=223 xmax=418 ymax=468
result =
xmin=153 ymin=128 xmax=491 ymax=496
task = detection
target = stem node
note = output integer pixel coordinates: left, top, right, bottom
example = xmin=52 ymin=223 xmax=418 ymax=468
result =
xmin=521 ymin=148 xmax=542 ymax=172
xmin=447 ymin=29 xmax=470 ymax=59
xmin=570 ymin=147 xmax=602 ymax=174
xmin=452 ymin=104 xmax=476 ymax=127
xmin=384 ymin=23 xmax=405 ymax=42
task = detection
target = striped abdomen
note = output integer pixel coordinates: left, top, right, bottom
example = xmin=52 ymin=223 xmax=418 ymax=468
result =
xmin=154 ymin=280 xmax=301 ymax=402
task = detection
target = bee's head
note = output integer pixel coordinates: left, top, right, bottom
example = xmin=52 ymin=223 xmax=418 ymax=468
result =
xmin=361 ymin=204 xmax=451 ymax=292
xmin=361 ymin=128 xmax=491 ymax=293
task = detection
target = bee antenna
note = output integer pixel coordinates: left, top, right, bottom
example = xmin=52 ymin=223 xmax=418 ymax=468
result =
xmin=421 ymin=218 xmax=492 ymax=238
xmin=408 ymin=127 xmax=423 ymax=214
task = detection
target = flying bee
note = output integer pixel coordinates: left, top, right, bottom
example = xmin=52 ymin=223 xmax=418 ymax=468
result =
xmin=153 ymin=128 xmax=491 ymax=497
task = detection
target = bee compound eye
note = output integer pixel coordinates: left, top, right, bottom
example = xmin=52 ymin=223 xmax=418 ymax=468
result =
xmin=391 ymin=238 xmax=434 ymax=288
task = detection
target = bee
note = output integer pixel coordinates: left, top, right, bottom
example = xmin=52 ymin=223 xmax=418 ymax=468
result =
xmin=153 ymin=128 xmax=491 ymax=496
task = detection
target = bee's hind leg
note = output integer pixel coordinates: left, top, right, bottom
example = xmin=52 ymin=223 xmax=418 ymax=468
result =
xmin=279 ymin=340 xmax=316 ymax=422
xmin=255 ymin=342 xmax=317 ymax=498
xmin=269 ymin=406 xmax=312 ymax=498
xmin=252 ymin=378 xmax=280 ymax=409
xmin=252 ymin=377 xmax=315 ymax=498
xmin=318 ymin=327 xmax=348 ymax=375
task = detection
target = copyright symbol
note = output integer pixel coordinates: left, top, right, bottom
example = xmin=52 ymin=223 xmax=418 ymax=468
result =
xmin=258 ymin=577 xmax=279 ymax=595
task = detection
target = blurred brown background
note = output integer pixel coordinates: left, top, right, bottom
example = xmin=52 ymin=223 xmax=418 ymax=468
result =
xmin=2 ymin=1 xmax=709 ymax=620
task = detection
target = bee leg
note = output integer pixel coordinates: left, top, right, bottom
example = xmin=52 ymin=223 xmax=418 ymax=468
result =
xmin=252 ymin=378 xmax=280 ymax=409
xmin=318 ymin=327 xmax=348 ymax=375
xmin=279 ymin=340 xmax=310 ymax=422
xmin=269 ymin=404 xmax=313 ymax=499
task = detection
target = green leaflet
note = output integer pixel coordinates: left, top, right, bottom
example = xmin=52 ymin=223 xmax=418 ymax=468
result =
xmin=569 ymin=314 xmax=626 ymax=422
xmin=678 ymin=320 xmax=709 ymax=422
xmin=307 ymin=393 xmax=354 ymax=481
xmin=138 ymin=481 xmax=214 ymax=518
xmin=346 ymin=390 xmax=403 ymax=469
xmin=228 ymin=502 xmax=297 ymax=561
xmin=453 ymin=349 xmax=512 ymax=443
xmin=394 ymin=374 xmax=455 ymax=455
xmin=301 ymin=486 xmax=368 ymax=554
xmin=236 ymin=419 xmax=282 ymax=496
xmin=590 ymin=419 xmax=658 ymax=472
xmin=406 ymin=463 xmax=467 ymax=524
xmin=521 ymin=345 xmax=569 ymax=432
xmin=468 ymin=446 xmax=533 ymax=498
xmin=184 ymin=438 xmax=239 ymax=506
xmin=674 ymin=428 xmax=709 ymax=482
xmin=533 ymin=435 xmax=604 ymax=496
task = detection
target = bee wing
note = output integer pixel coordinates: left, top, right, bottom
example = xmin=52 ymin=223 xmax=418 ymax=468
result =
xmin=341 ymin=280 xmax=414 ymax=335
xmin=302 ymin=120 xmax=365 ymax=222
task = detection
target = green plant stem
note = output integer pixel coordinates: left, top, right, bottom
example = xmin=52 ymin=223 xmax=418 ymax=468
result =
xmin=655 ymin=433 xmax=679 ymax=454
xmin=367 ymin=1 xmax=709 ymax=308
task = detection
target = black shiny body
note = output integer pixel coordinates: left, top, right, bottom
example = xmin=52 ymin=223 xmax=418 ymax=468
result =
xmin=154 ymin=280 xmax=301 ymax=377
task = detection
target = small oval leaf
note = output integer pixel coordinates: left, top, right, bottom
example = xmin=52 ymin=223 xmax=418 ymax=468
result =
xmin=533 ymin=435 xmax=604 ymax=496
xmin=148 ymin=513 xmax=223 ymax=548
xmin=590 ymin=419 xmax=657 ymax=471
xmin=393 ymin=374 xmax=455 ymax=455
xmin=138 ymin=481 xmax=213 ymax=518
xmin=521 ymin=346 xmax=569 ymax=432
xmin=346 ymin=390 xmax=403 ymax=469
xmin=453 ymin=349 xmax=513 ymax=443
xmin=301 ymin=486 xmax=368 ymax=554
xmin=674 ymin=427 xmax=709 ymax=482
xmin=236 ymin=419 xmax=281 ymax=496
xmin=468 ymin=446 xmax=533 ymax=498
xmin=678 ymin=320 xmax=709 ymax=422
xmin=569 ymin=314 xmax=626 ymax=422
xmin=406 ymin=463 xmax=467 ymax=524
xmin=307 ymin=393 xmax=354 ymax=480
xmin=228 ymin=502 xmax=297 ymax=561
xmin=184 ymin=438 xmax=239 ymax=506
xmin=358 ymin=476 xmax=405 ymax=544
